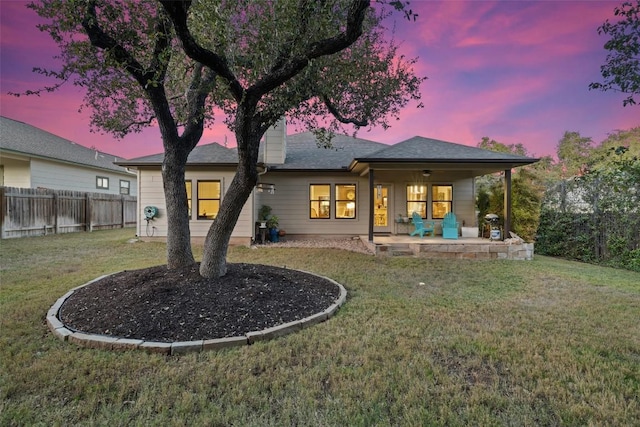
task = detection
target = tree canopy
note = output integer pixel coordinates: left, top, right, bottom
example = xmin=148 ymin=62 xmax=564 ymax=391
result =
xmin=590 ymin=0 xmax=640 ymax=106
xmin=27 ymin=0 xmax=424 ymax=277
xmin=474 ymin=137 xmax=546 ymax=242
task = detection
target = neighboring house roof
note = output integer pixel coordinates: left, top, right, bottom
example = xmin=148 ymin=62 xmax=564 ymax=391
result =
xmin=0 ymin=116 xmax=133 ymax=174
xmin=118 ymin=131 xmax=538 ymax=172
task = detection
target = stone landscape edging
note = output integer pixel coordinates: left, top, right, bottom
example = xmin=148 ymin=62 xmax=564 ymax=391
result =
xmin=47 ymin=269 xmax=348 ymax=356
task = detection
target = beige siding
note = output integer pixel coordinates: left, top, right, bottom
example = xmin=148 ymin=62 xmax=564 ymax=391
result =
xmin=255 ymin=173 xmax=370 ymax=236
xmin=378 ymin=170 xmax=476 ymax=233
xmin=256 ymin=170 xmax=477 ymax=237
xmin=29 ymin=158 xmax=137 ymax=195
xmin=137 ymin=167 xmax=478 ymax=241
xmin=137 ymin=170 xmax=165 ymax=238
xmin=452 ymin=175 xmax=476 ymax=227
xmin=1 ymin=157 xmax=31 ymax=188
xmin=137 ymin=168 xmax=253 ymax=240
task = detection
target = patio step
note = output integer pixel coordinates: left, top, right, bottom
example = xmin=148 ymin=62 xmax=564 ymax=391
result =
xmin=389 ymin=244 xmax=414 ymax=256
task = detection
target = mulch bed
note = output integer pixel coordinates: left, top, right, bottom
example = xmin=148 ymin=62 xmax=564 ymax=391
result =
xmin=59 ymin=263 xmax=340 ymax=343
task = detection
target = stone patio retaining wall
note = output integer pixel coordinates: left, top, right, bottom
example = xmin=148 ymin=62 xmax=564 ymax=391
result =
xmin=376 ymin=242 xmax=534 ymax=260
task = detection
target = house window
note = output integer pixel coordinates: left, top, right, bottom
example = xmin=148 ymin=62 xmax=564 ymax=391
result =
xmin=185 ymin=180 xmax=192 ymax=218
xmin=197 ymin=180 xmax=221 ymax=220
xmin=96 ymin=176 xmax=109 ymax=189
xmin=406 ymin=184 xmax=427 ymax=218
xmin=432 ymin=185 xmax=453 ymax=219
xmin=310 ymin=184 xmax=330 ymax=218
xmin=336 ymin=184 xmax=356 ymax=219
xmin=119 ymin=180 xmax=130 ymax=195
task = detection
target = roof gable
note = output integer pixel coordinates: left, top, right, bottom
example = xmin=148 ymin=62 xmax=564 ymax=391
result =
xmin=1 ymin=116 xmax=131 ymax=174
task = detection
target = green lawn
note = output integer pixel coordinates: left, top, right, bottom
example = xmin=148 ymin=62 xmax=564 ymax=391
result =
xmin=1 ymin=229 xmax=639 ymax=426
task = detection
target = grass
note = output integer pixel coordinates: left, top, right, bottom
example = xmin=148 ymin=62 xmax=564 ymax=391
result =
xmin=1 ymin=229 xmax=639 ymax=426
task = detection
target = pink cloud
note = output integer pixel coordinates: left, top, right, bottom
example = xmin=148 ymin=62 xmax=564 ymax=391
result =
xmin=1 ymin=0 xmax=637 ymax=163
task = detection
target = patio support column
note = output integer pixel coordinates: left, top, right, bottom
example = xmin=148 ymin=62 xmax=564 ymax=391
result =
xmin=368 ymin=169 xmax=374 ymax=242
xmin=503 ymin=168 xmax=512 ymax=239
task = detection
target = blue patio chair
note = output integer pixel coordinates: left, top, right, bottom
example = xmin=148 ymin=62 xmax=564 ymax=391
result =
xmin=442 ymin=212 xmax=459 ymax=239
xmin=409 ymin=212 xmax=435 ymax=238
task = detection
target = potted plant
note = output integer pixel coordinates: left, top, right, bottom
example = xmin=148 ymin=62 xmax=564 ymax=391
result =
xmin=267 ymin=215 xmax=279 ymax=242
xmin=258 ymin=205 xmax=272 ymax=228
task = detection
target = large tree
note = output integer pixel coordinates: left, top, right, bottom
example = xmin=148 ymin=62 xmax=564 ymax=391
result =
xmin=556 ymin=131 xmax=594 ymax=178
xmin=28 ymin=0 xmax=423 ymax=278
xmin=590 ymin=0 xmax=640 ymax=106
xmin=474 ymin=137 xmax=546 ymax=242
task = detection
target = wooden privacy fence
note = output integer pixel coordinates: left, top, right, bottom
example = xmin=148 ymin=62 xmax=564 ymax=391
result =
xmin=1 ymin=187 xmax=137 ymax=239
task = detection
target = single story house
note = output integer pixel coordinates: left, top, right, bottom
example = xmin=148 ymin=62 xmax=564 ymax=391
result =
xmin=1 ymin=116 xmax=137 ymax=195
xmin=117 ymin=121 xmax=538 ymax=244
xmin=118 ymin=120 xmax=537 ymax=243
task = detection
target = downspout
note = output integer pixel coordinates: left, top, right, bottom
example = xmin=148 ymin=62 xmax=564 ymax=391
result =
xmin=503 ymin=168 xmax=512 ymax=240
xmin=368 ymin=168 xmax=374 ymax=242
xmin=254 ymin=166 xmax=269 ymax=236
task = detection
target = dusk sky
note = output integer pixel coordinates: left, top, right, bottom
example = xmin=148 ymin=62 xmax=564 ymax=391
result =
xmin=1 ymin=1 xmax=638 ymax=160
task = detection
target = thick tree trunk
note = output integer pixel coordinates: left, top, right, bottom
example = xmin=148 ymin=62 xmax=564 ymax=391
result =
xmin=162 ymin=146 xmax=196 ymax=269
xmin=198 ymin=169 xmax=256 ymax=277
xmin=200 ymin=112 xmax=261 ymax=278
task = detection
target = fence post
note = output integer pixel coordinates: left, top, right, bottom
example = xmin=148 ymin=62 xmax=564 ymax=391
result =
xmin=85 ymin=193 xmax=93 ymax=232
xmin=121 ymin=195 xmax=126 ymax=228
xmin=0 ymin=187 xmax=5 ymax=239
xmin=53 ymin=192 xmax=59 ymax=235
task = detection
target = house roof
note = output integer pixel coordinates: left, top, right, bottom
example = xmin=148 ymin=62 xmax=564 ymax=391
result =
xmin=117 ymin=131 xmax=385 ymax=169
xmin=118 ymin=131 xmax=538 ymax=173
xmin=348 ymin=136 xmax=538 ymax=174
xmin=359 ymin=136 xmax=536 ymax=162
xmin=267 ymin=132 xmax=387 ymax=170
xmin=117 ymin=142 xmax=239 ymax=166
xmin=0 ymin=116 xmax=133 ymax=174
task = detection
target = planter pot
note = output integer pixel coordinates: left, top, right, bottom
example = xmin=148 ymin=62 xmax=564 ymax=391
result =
xmin=269 ymin=228 xmax=279 ymax=243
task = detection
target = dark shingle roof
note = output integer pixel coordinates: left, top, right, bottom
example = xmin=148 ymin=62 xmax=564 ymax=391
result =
xmin=118 ymin=142 xmax=239 ymax=166
xmin=118 ymin=132 xmax=538 ymax=170
xmin=1 ymin=116 xmax=132 ymax=173
xmin=268 ymin=132 xmax=386 ymax=170
xmin=359 ymin=136 xmax=536 ymax=162
xmin=119 ymin=132 xmax=384 ymax=169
